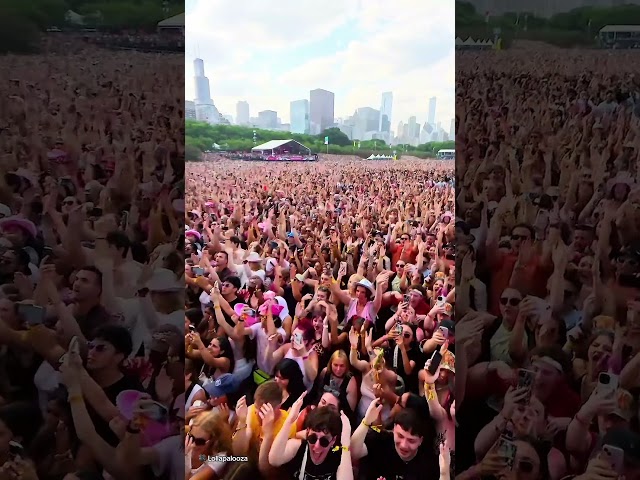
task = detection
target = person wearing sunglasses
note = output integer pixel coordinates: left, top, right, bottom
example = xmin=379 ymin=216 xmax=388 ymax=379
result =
xmin=185 ymin=410 xmax=233 ymax=480
xmin=484 ymin=287 xmax=526 ymax=366
xmin=269 ymin=395 xmax=353 ymax=480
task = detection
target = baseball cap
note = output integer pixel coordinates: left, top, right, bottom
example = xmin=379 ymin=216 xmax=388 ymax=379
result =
xmin=203 ymin=373 xmax=236 ymax=399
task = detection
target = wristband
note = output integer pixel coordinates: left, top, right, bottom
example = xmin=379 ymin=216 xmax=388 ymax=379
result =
xmin=425 ymin=382 xmax=437 ymax=401
xmin=332 ymin=445 xmax=350 ymax=452
xmin=361 ymin=420 xmax=381 ymax=433
xmin=68 ymin=394 xmax=83 ymax=404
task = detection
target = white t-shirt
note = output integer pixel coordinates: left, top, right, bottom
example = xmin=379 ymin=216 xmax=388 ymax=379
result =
xmin=150 ymin=435 xmax=184 ymax=480
xmin=248 ymin=323 xmax=286 ymax=375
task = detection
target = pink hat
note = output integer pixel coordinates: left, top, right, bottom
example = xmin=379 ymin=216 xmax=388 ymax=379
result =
xmin=0 ymin=216 xmax=37 ymax=237
xmin=185 ymin=229 xmax=202 ymax=240
xmin=115 ymin=390 xmax=172 ymax=446
xmin=233 ymin=303 xmax=259 ymax=326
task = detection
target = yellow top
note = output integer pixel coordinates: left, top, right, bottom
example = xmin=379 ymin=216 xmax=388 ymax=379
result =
xmin=247 ymin=404 xmax=297 ymax=446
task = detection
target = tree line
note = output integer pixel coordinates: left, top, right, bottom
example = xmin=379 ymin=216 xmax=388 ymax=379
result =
xmin=185 ymin=121 xmax=454 ymax=161
xmin=0 ymin=0 xmax=183 ymax=53
xmin=456 ymin=0 xmax=640 ymax=47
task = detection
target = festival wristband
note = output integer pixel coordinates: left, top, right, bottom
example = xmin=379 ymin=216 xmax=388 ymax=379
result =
xmin=425 ymin=382 xmax=437 ymax=401
xmin=332 ymin=446 xmax=350 ymax=452
xmin=361 ymin=420 xmax=381 ymax=433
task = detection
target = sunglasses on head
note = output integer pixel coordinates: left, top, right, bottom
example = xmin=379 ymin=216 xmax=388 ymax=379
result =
xmin=307 ymin=433 xmax=333 ymax=448
xmin=188 ymin=433 xmax=208 ymax=446
xmin=500 ymin=297 xmax=521 ymax=307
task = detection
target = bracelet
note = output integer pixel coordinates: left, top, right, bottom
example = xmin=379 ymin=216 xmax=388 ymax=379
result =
xmin=361 ymin=420 xmax=381 ymax=433
xmin=332 ymin=445 xmax=350 ymax=452
xmin=425 ymin=382 xmax=437 ymax=401
xmin=214 ymin=305 xmax=221 ymax=310
xmin=68 ymin=394 xmax=83 ymax=404
xmin=350 ymin=346 xmax=358 ymax=350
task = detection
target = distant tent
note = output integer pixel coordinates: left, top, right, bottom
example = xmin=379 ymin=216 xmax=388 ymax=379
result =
xmin=455 ymin=37 xmax=463 ymax=46
xmin=157 ymin=13 xmax=185 ymax=31
xmin=65 ymin=10 xmax=85 ymax=25
xmin=463 ymin=37 xmax=476 ymax=46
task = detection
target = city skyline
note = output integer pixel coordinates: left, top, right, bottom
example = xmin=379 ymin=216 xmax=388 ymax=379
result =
xmin=185 ymin=0 xmax=454 ymax=128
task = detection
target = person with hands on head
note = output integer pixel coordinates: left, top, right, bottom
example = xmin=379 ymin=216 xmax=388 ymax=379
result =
xmin=350 ymin=397 xmax=440 ymax=479
xmin=268 ymin=390 xmax=353 ymax=480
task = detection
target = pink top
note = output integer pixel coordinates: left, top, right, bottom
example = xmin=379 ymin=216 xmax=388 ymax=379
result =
xmin=345 ymin=299 xmax=375 ymax=324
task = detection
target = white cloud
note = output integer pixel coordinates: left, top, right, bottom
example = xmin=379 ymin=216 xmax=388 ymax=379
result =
xmin=186 ymin=0 xmax=454 ymax=129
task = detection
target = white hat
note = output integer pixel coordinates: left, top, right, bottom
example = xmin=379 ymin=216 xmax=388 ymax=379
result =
xmin=355 ymin=278 xmax=375 ymax=296
xmin=146 ymin=268 xmax=183 ymax=292
xmin=265 ymin=258 xmax=277 ymax=273
xmin=0 ymin=204 xmax=11 ymax=217
xmin=251 ymin=270 xmax=266 ymax=282
xmin=246 ymin=252 xmax=262 ymax=263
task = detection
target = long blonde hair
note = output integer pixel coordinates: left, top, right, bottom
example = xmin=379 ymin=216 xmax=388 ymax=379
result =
xmin=191 ymin=411 xmax=233 ymax=456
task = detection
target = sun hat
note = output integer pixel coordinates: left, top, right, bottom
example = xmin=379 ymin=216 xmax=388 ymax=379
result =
xmin=355 ymin=278 xmax=375 ymax=295
xmin=0 ymin=216 xmax=37 ymax=238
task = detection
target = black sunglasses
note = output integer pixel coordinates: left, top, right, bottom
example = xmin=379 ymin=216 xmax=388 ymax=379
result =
xmin=511 ymin=234 xmax=529 ymax=241
xmin=188 ymin=433 xmax=207 ymax=446
xmin=500 ymin=297 xmax=521 ymax=307
xmin=396 ymin=263 xmax=405 ymax=267
xmin=307 ymin=433 xmax=333 ymax=448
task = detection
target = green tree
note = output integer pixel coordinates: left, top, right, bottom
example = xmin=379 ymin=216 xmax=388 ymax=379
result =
xmin=319 ymin=127 xmax=350 ymax=147
xmin=185 ymin=144 xmax=203 ymax=162
xmin=0 ymin=8 xmax=41 ymax=53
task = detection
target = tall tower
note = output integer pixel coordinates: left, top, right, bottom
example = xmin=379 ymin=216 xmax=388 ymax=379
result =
xmin=193 ymin=58 xmax=220 ymax=124
xmin=236 ymin=101 xmax=250 ymax=125
xmin=309 ymin=89 xmax=335 ymax=135
xmin=379 ymin=92 xmax=393 ymax=133
xmin=428 ymin=97 xmax=437 ymax=126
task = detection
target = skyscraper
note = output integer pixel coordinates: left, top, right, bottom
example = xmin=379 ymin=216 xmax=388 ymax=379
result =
xmin=449 ymin=118 xmax=455 ymax=140
xmin=379 ymin=92 xmax=393 ymax=133
xmin=428 ymin=97 xmax=437 ymax=125
xmin=309 ymin=89 xmax=335 ymax=135
xmin=258 ymin=110 xmax=278 ymax=129
xmin=290 ymin=99 xmax=310 ymax=134
xmin=193 ymin=58 xmax=221 ymax=124
xmin=236 ymin=101 xmax=250 ymax=125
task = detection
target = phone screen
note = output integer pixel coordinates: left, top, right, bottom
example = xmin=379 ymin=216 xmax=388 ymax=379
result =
xmin=18 ymin=304 xmax=46 ymax=327
xmin=192 ymin=267 xmax=204 ymax=276
xmin=428 ymin=350 xmax=443 ymax=375
xmin=517 ymin=369 xmax=535 ymax=404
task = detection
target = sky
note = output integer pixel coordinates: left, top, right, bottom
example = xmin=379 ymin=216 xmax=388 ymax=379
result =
xmin=185 ymin=0 xmax=454 ymax=130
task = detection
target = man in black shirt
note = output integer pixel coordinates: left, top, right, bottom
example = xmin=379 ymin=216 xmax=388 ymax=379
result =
xmin=351 ymin=399 xmax=439 ymax=479
xmin=85 ymin=325 xmax=144 ymax=446
xmin=219 ymin=275 xmax=242 ymax=325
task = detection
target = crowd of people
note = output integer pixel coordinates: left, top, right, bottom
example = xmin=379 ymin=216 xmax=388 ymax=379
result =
xmin=84 ymin=31 xmax=185 ymax=52
xmin=184 ymin=158 xmax=455 ymax=479
xmin=0 ymin=34 xmax=185 ymax=480
xmin=455 ymin=48 xmax=640 ymax=480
